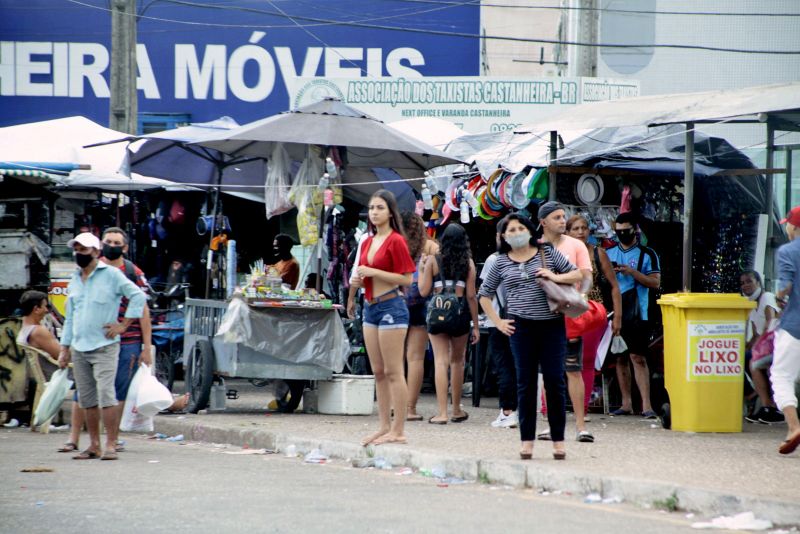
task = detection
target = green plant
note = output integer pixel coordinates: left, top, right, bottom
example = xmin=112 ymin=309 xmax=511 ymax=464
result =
xmin=478 ymin=471 xmax=491 ymax=485
xmin=365 ymin=445 xmax=375 ymax=458
xmin=653 ymin=492 xmax=680 ymax=512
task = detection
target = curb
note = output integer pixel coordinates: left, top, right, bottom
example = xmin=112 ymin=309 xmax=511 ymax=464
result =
xmin=153 ymin=418 xmax=800 ymax=525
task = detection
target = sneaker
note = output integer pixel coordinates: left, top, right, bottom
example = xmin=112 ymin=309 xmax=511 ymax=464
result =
xmin=745 ymin=407 xmax=767 ymax=424
xmin=491 ymin=410 xmax=519 ymax=428
xmin=758 ymin=407 xmax=786 ymax=424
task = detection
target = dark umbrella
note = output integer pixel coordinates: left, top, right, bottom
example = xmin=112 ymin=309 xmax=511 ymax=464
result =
xmin=194 ymin=98 xmax=464 ymax=290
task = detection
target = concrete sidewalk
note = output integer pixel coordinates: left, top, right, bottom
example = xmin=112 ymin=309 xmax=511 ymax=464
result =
xmin=150 ymin=380 xmax=799 ymax=525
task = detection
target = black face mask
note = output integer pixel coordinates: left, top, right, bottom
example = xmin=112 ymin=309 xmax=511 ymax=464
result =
xmin=102 ymin=244 xmax=124 ymax=261
xmin=616 ymin=229 xmax=636 ymax=245
xmin=74 ymin=252 xmax=94 ymax=268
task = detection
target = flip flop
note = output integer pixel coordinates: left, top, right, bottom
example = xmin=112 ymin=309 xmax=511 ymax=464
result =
xmin=779 ymin=430 xmax=800 ymax=455
xmin=406 ymin=414 xmax=423 ymax=422
xmin=73 ymin=450 xmax=100 ymax=460
xmin=537 ymin=429 xmax=551 ymax=441
xmin=57 ymin=442 xmax=78 ymax=453
xmin=610 ymin=408 xmax=633 ymax=416
xmin=101 ymin=451 xmax=118 ymax=461
xmin=450 ymin=412 xmax=469 ymax=423
xmin=577 ymin=430 xmax=595 ymax=443
xmin=428 ymin=417 xmax=447 ymax=425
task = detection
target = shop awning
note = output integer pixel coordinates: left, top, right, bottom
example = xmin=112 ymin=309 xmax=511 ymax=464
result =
xmin=0 ymin=167 xmax=64 ymax=186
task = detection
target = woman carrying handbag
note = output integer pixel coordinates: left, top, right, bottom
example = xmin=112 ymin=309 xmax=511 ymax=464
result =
xmin=478 ymin=214 xmax=581 ymax=460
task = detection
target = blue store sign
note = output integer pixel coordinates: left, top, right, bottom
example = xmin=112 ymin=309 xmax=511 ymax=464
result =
xmin=0 ymin=0 xmax=479 ymax=128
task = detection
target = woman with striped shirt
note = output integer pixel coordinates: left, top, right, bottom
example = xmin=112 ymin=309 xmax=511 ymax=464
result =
xmin=479 ymin=214 xmax=581 ymax=460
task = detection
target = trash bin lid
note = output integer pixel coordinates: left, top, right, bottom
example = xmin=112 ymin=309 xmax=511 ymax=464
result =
xmin=657 ymin=293 xmax=755 ymax=309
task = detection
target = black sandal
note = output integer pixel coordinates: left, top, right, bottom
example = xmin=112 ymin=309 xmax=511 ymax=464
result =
xmin=57 ymin=442 xmax=78 ymax=453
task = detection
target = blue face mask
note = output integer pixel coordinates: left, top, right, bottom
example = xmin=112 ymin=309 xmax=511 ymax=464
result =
xmin=506 ymin=232 xmax=531 ymax=250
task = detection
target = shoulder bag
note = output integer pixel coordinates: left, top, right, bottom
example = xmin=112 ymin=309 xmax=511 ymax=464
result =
xmin=537 ymin=245 xmax=589 ymax=319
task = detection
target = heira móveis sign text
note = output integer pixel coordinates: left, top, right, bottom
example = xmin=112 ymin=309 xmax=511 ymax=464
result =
xmin=686 ymin=321 xmax=746 ymax=382
xmin=0 ymin=0 xmax=478 ymax=127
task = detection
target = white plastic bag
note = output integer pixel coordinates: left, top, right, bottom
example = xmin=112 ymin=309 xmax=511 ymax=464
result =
xmin=120 ymin=363 xmax=154 ymax=432
xmin=33 ymin=368 xmax=73 ymax=427
xmin=264 ymin=143 xmax=294 ymax=220
xmin=610 ymin=335 xmax=628 ymax=354
xmin=216 ymin=296 xmax=252 ymax=344
xmin=136 ymin=373 xmax=174 ymax=417
xmin=288 ymin=147 xmax=324 ymax=246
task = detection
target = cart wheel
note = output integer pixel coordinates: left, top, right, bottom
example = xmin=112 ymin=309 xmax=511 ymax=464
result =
xmin=155 ymin=349 xmax=175 ymax=392
xmin=660 ymin=402 xmax=671 ymax=430
xmin=186 ymin=339 xmax=214 ymax=413
xmin=279 ymin=380 xmax=306 ymax=413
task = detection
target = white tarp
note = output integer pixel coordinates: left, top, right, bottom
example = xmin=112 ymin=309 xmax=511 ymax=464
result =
xmin=0 ymin=116 xmax=179 ymax=190
xmin=517 ymin=82 xmax=800 ymax=133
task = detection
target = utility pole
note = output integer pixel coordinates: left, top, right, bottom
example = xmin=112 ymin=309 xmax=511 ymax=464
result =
xmin=110 ymin=0 xmax=137 ymax=134
xmin=569 ymin=0 xmax=599 ymax=77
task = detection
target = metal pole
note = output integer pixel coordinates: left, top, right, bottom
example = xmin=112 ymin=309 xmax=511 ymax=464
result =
xmin=316 ymin=205 xmax=326 ymax=293
xmin=765 ymin=122 xmax=776 ymax=285
xmin=548 ymin=130 xmax=558 ymax=201
xmin=204 ymin=169 xmax=221 ymax=299
xmin=682 ymin=123 xmax=694 ymax=292
xmin=786 ymin=149 xmax=794 ymax=216
xmin=110 ymin=0 xmax=137 ymax=133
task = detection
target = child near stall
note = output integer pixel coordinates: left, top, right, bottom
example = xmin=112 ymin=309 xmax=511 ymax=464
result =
xmin=353 ymin=190 xmax=416 ymax=446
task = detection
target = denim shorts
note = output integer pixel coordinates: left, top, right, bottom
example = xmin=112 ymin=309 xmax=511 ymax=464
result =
xmin=363 ymin=294 xmax=409 ymax=330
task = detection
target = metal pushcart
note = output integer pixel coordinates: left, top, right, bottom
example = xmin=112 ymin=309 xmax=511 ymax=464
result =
xmin=183 ymin=298 xmax=349 ymax=413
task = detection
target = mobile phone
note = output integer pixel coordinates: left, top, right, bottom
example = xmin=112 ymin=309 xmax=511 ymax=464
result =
xmin=611 ymin=261 xmax=619 ymax=268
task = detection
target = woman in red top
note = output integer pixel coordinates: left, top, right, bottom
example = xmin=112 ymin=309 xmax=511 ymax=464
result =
xmin=353 ymin=190 xmax=416 ymax=446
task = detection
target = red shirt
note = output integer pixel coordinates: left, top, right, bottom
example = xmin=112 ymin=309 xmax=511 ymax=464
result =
xmin=102 ymin=259 xmax=148 ymax=345
xmin=358 ymin=231 xmax=416 ymax=301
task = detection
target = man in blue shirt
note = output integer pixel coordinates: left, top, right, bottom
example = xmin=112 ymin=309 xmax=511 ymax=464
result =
xmin=57 ymin=232 xmax=146 ymax=461
xmin=770 ymin=206 xmax=800 ymax=455
xmin=606 ymin=213 xmax=661 ymax=420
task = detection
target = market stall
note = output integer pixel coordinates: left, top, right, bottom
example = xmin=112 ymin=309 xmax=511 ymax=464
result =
xmin=114 ymin=99 xmax=462 ymax=413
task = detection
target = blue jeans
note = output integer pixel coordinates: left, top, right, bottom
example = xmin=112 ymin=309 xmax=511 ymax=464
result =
xmin=508 ymin=316 xmax=567 ymax=442
xmin=115 ymin=343 xmax=141 ymax=401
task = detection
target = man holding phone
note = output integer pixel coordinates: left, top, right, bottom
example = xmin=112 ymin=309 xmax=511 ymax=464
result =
xmin=606 ymin=213 xmax=661 ymax=419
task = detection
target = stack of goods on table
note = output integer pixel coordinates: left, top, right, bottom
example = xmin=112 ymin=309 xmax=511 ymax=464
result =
xmin=242 ymin=260 xmax=338 ymax=310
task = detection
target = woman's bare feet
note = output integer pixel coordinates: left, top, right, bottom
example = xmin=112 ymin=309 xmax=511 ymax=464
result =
xmin=362 ymin=428 xmax=390 ymax=447
xmin=170 ymin=393 xmax=190 ymax=412
xmin=373 ymin=433 xmax=407 ymax=445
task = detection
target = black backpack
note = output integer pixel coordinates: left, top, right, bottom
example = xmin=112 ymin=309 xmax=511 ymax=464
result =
xmin=426 ymin=255 xmax=464 ymax=336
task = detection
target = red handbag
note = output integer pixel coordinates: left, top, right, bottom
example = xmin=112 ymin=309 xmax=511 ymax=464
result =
xmin=565 ymin=300 xmax=608 ymax=339
xmin=752 ymin=320 xmax=778 ymax=363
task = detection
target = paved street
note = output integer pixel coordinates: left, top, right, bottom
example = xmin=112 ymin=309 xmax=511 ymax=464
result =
xmin=0 ymin=429 xmax=698 ymax=534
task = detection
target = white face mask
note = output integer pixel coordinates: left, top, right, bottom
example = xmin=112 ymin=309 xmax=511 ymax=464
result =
xmin=747 ymin=287 xmax=762 ymax=301
xmin=506 ymin=232 xmax=531 ymax=250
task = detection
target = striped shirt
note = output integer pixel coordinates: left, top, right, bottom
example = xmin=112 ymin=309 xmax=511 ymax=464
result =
xmin=479 ymin=244 xmax=576 ymax=320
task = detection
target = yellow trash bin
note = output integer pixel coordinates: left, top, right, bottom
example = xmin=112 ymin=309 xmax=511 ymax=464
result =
xmin=657 ymin=293 xmax=755 ymax=433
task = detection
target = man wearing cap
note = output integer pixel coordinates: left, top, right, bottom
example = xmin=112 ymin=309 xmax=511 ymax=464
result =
xmin=537 ymin=201 xmax=595 ymax=443
xmin=606 ymin=212 xmax=661 ymax=420
xmin=57 ymin=232 xmax=147 ymax=461
xmin=771 ymin=206 xmax=800 ymax=455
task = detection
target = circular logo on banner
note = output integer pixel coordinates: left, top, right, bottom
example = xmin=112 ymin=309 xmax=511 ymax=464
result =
xmin=293 ymin=79 xmax=344 ymax=109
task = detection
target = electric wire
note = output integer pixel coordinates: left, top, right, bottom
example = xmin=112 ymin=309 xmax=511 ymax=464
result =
xmin=61 ymin=0 xmax=800 ymax=55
